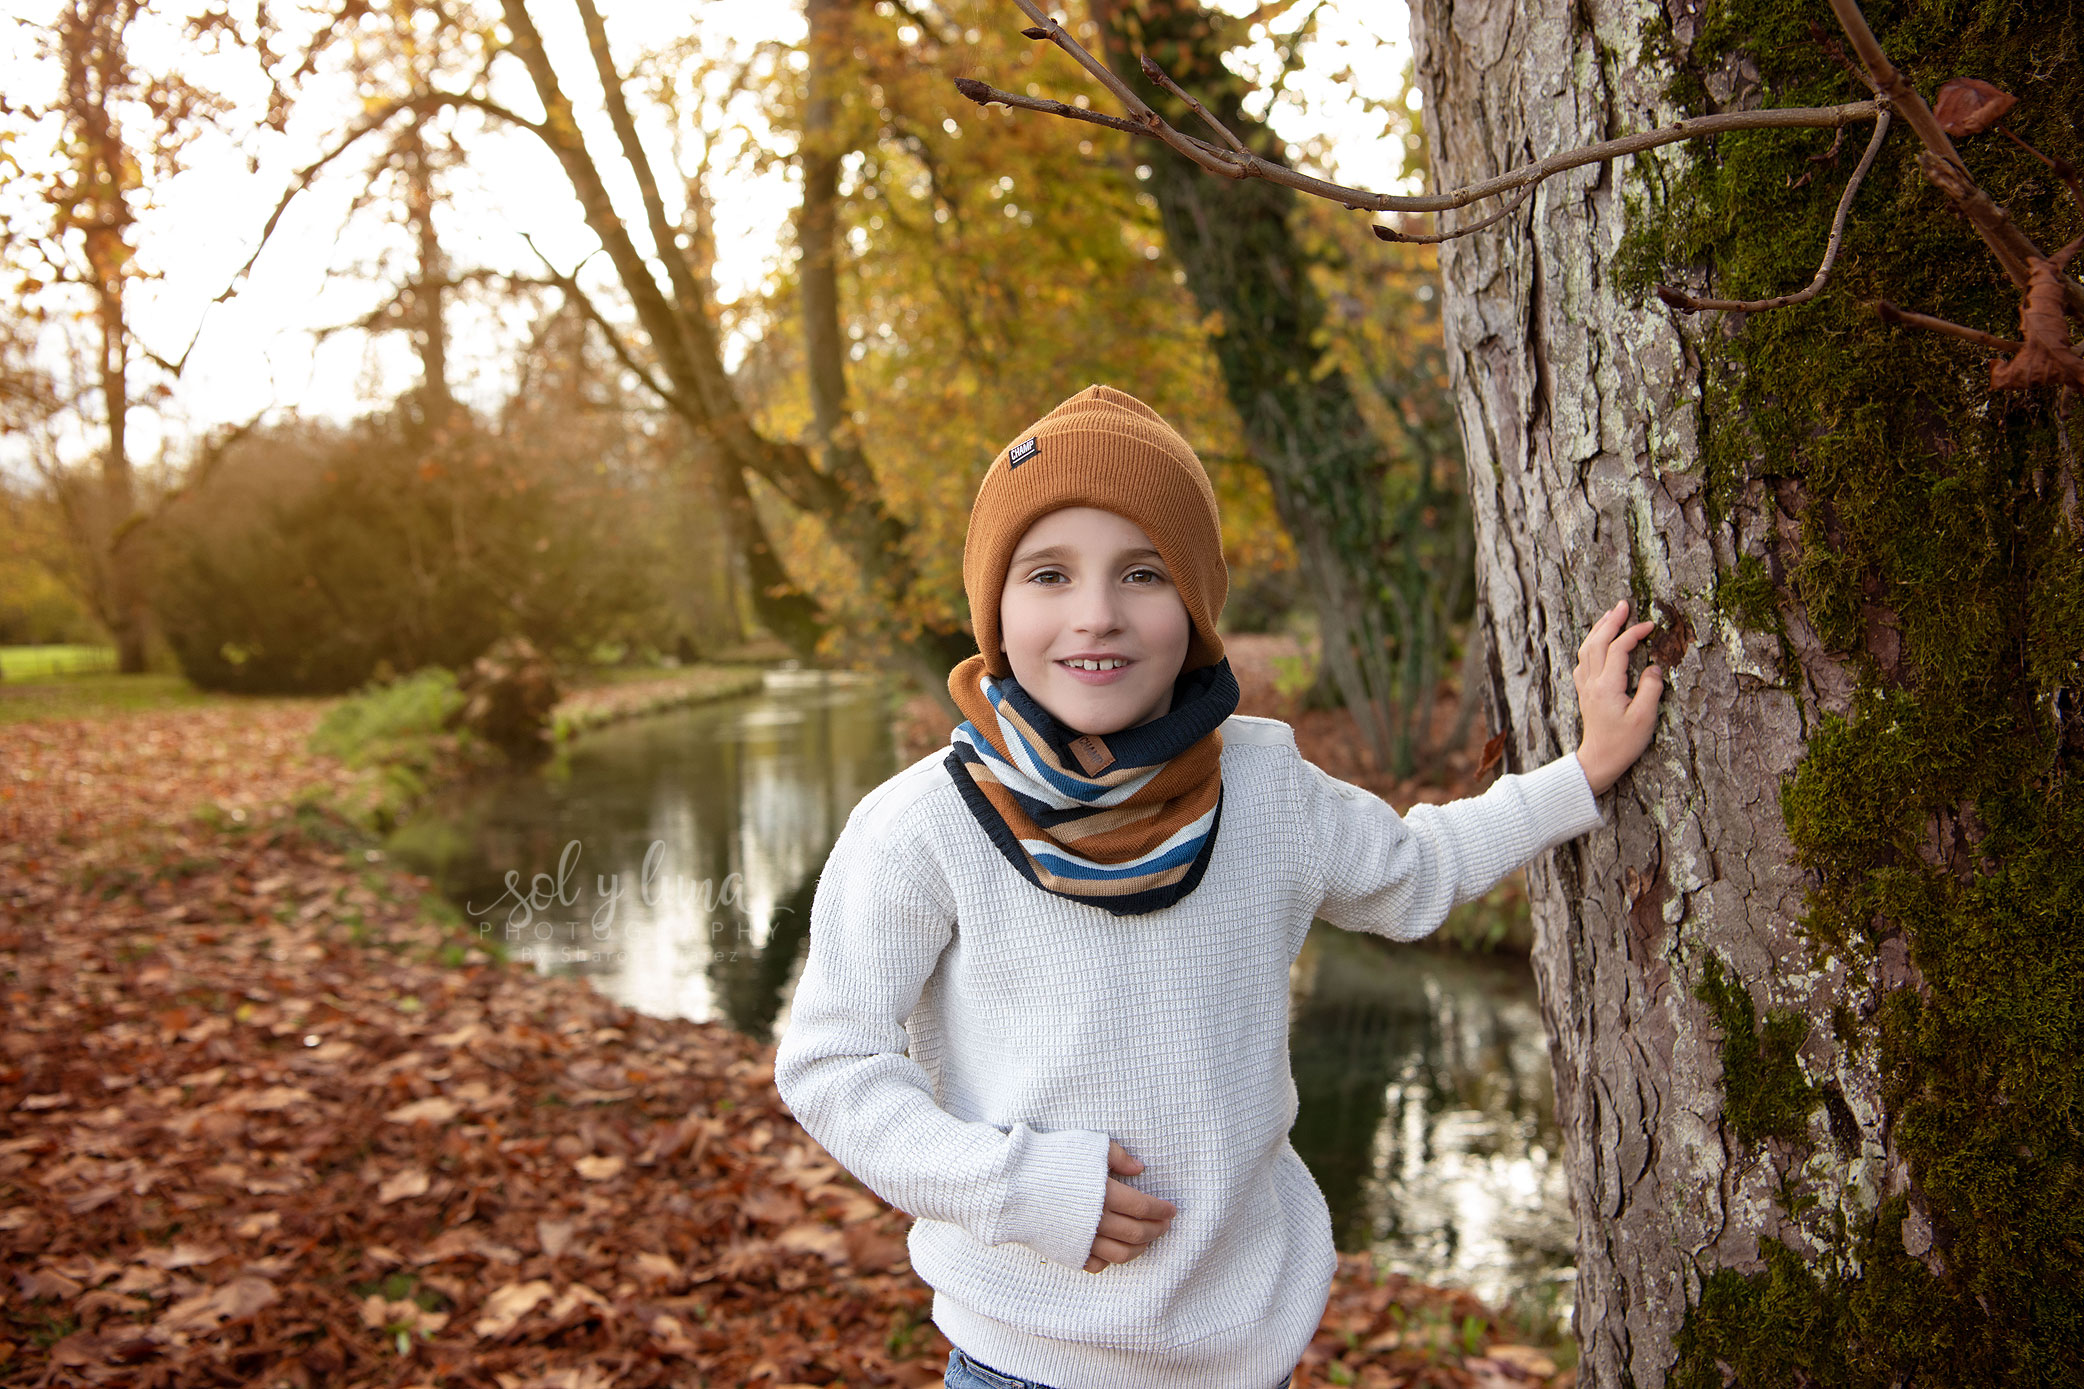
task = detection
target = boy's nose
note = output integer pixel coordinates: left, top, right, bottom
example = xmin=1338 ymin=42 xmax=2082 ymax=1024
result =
xmin=1072 ymin=589 xmax=1126 ymax=634
xmin=1073 ymin=609 xmax=1124 ymax=638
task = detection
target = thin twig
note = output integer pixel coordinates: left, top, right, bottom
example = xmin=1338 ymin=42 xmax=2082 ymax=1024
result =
xmin=1788 ymin=124 xmax=1845 ymax=189
xmin=1659 ymin=110 xmax=1891 ymax=313
xmin=1138 ymin=54 xmax=1252 ymax=157
xmin=952 ymin=79 xmax=1148 ymax=140
xmin=1995 ymin=125 xmax=2084 ymax=218
xmin=523 ymin=235 xmax=689 ymax=413
xmin=1372 ymin=183 xmax=1538 ymax=244
xmin=1005 ymin=0 xmax=1159 ymax=126
xmin=968 ymin=0 xmax=1880 ymax=214
xmin=1874 ymin=299 xmax=2021 ymax=350
xmin=958 ymin=60 xmax=1882 ymax=215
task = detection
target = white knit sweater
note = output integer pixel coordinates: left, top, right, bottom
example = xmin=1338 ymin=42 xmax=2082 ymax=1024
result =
xmin=773 ymin=714 xmax=1604 ymax=1389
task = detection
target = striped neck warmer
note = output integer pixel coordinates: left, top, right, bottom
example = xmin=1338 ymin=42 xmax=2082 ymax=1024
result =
xmin=943 ymin=651 xmax=1240 ymax=917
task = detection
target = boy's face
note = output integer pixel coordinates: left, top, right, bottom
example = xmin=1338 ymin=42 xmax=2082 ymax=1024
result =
xmin=998 ymin=506 xmax=1191 ymax=737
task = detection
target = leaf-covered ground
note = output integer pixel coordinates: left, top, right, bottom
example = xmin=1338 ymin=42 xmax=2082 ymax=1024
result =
xmin=2 ymin=683 xmax=1572 ymax=1389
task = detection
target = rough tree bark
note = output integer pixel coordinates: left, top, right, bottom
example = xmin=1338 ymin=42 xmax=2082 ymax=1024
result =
xmin=1413 ymin=10 xmax=1768 ymax=1377
xmin=1412 ymin=0 xmax=2083 ymax=1384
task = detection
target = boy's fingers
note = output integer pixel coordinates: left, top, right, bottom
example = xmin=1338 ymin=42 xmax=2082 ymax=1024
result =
xmin=1116 ymin=1186 xmax=1175 ymax=1220
xmin=1600 ymin=620 xmax=1658 ymax=683
xmin=1090 ymin=1233 xmax=1152 ymax=1265
xmin=1578 ymin=601 xmax=1628 ymax=661
xmin=1096 ymin=1209 xmax=1168 ymax=1247
xmin=1628 ymin=665 xmax=1664 ymax=721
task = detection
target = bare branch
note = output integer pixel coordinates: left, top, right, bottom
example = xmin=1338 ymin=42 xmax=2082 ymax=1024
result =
xmin=1994 ymin=125 xmax=2084 ymax=220
xmin=958 ymin=27 xmax=1882 ymax=215
xmin=1138 ymin=54 xmax=1250 ymax=158
xmin=1875 ymin=299 xmax=2021 ymax=351
xmin=523 ymin=235 xmax=688 ymax=414
xmin=1372 ymin=183 xmax=1537 ymax=245
xmin=197 ymin=89 xmax=539 ymax=330
xmin=1003 ymin=0 xmax=1158 ymax=125
xmin=107 ymin=410 xmax=266 ymax=557
xmin=952 ymin=78 xmax=1148 ymax=140
xmin=1658 ymin=110 xmax=1891 ymax=314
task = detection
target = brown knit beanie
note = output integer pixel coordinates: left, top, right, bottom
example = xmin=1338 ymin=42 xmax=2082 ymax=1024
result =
xmin=959 ymin=383 xmax=1228 ymax=681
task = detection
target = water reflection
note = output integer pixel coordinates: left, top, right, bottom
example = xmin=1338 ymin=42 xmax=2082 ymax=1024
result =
xmin=387 ymin=669 xmax=894 ymax=1039
xmin=1290 ymin=925 xmax=1574 ymax=1323
xmin=390 ymin=673 xmax=1573 ymax=1319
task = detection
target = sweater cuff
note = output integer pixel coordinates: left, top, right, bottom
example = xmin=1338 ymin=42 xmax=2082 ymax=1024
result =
xmin=1520 ymin=752 xmax=1606 ymax=847
xmin=993 ymin=1124 xmax=1111 ymax=1271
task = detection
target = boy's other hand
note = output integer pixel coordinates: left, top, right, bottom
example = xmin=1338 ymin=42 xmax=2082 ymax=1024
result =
xmin=1083 ymin=1140 xmax=1177 ymax=1273
xmin=1572 ymin=599 xmax=1665 ymax=795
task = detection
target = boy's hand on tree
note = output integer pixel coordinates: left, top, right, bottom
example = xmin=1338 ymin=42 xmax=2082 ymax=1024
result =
xmin=1083 ymin=1140 xmax=1177 ymax=1273
xmin=1572 ymin=599 xmax=1664 ymax=795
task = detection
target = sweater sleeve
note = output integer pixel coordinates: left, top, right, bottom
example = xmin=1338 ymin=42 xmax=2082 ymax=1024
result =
xmin=1303 ymin=750 xmax=1606 ymax=941
xmin=773 ymin=799 xmax=1111 ymax=1273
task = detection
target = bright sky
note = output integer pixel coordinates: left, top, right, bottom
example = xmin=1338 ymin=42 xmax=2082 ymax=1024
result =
xmin=1 ymin=0 xmax=1414 ymax=472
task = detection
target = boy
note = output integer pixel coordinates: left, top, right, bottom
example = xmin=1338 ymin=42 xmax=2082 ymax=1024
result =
xmin=774 ymin=385 xmax=1662 ymax=1389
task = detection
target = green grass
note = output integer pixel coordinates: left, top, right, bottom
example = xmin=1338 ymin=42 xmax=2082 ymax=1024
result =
xmin=0 ymin=644 xmax=117 ymax=680
xmin=0 ymin=657 xmax=770 ymax=729
xmin=0 ymin=668 xmax=313 ymax=725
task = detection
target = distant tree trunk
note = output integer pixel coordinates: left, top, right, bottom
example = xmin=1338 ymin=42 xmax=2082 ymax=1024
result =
xmin=1413 ymin=0 xmax=2083 ymax=1384
xmin=72 ymin=11 xmax=149 ymax=676
xmin=799 ymin=0 xmax=964 ymax=718
xmin=399 ymin=113 xmax=460 ymax=440
xmin=91 ymin=264 xmax=149 ymax=675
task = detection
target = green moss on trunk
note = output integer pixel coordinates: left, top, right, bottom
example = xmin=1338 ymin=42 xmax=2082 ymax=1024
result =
xmin=1696 ymin=953 xmax=1821 ymax=1143
xmin=1620 ymin=0 xmax=2084 ymax=1381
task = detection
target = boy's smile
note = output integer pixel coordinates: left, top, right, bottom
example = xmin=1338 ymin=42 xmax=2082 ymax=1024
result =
xmin=998 ymin=506 xmax=1192 ymax=737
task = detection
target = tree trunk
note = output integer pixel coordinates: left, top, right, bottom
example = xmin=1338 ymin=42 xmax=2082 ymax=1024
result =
xmin=400 ymin=113 xmax=460 ymax=441
xmin=94 ymin=277 xmax=149 ymax=676
xmin=1412 ymin=0 xmax=2084 ymax=1384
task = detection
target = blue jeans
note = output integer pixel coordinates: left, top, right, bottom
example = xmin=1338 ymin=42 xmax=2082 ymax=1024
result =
xmin=945 ymin=1344 xmax=1294 ymax=1389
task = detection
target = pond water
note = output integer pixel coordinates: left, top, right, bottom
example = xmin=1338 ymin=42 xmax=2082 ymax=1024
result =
xmin=388 ymin=669 xmax=1575 ymax=1325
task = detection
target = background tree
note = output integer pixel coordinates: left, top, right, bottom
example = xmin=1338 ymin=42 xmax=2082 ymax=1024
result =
xmin=1408 ymin=0 xmax=2083 ymax=1382
xmin=0 ymin=0 xmax=252 ymax=673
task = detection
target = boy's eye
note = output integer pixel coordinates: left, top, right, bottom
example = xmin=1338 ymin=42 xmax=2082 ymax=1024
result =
xmin=1026 ymin=566 xmax=1169 ymax=585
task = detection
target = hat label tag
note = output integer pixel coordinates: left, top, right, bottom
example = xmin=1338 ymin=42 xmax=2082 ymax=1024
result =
xmin=1008 ymin=437 xmax=1040 ymax=468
